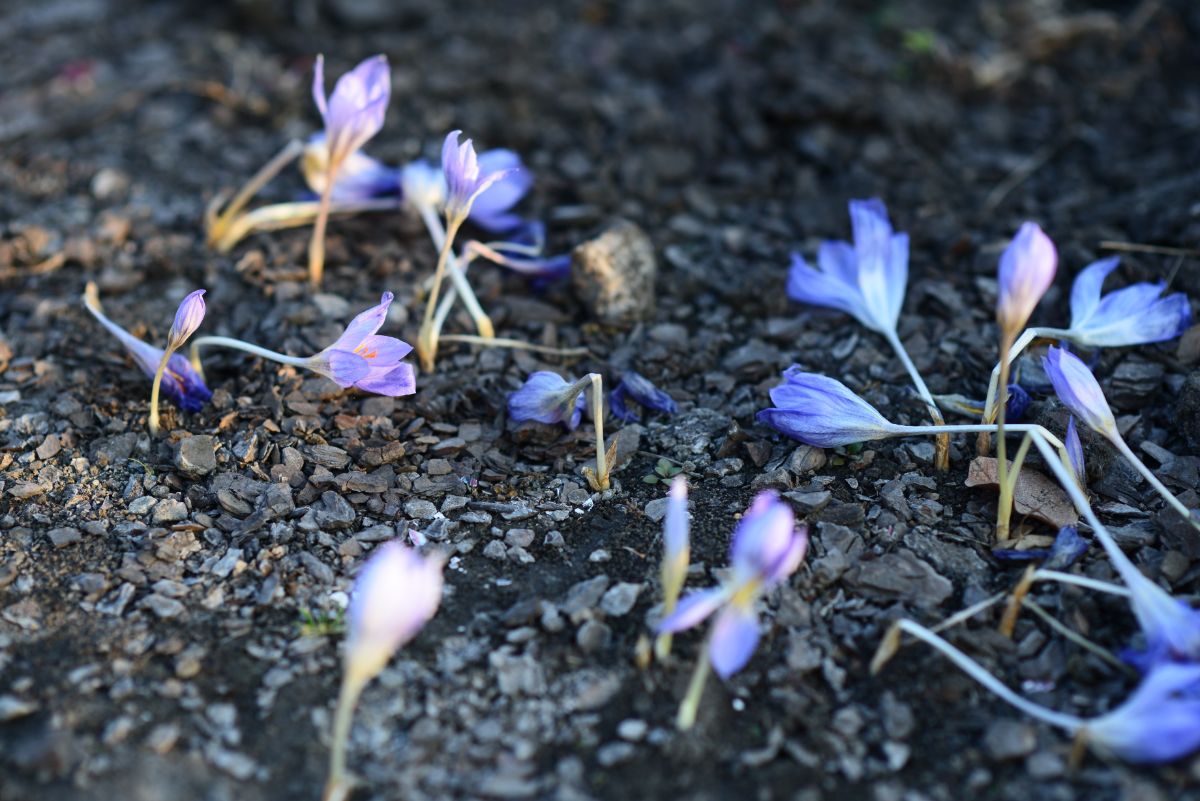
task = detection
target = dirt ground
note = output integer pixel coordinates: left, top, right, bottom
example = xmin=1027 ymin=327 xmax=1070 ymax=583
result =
xmin=2 ymin=1 xmax=1200 ymax=799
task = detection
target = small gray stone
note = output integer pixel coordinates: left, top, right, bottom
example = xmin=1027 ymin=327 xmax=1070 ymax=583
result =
xmin=482 ymin=540 xmax=508 ymax=560
xmin=128 ymin=496 xmax=156 ymax=515
xmin=176 ymin=435 xmax=217 ymax=477
xmin=144 ymin=594 xmax=185 ymax=619
xmin=571 ymin=219 xmax=657 ymax=324
xmin=505 ymin=528 xmax=535 ymax=548
xmin=842 ymin=549 xmax=953 ymax=607
xmin=644 ymin=496 xmax=670 ymax=522
xmin=983 ymin=720 xmax=1037 ymax=760
xmin=404 ymin=499 xmax=439 ymax=520
xmin=562 ymin=575 xmax=610 ymax=622
xmin=576 ymin=620 xmax=612 ymax=652
xmin=47 ymin=527 xmax=82 ymax=549
xmin=596 ymin=741 xmax=636 ymax=767
xmin=617 ymin=719 xmax=647 ymax=742
xmin=599 ymin=582 xmax=641 ymax=617
xmin=152 ymin=499 xmax=189 ymax=524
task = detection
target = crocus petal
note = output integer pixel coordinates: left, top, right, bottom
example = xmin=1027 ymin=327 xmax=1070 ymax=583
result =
xmin=787 ymin=250 xmax=876 ymax=331
xmin=398 ymin=159 xmax=447 ymax=211
xmin=324 ymin=349 xmax=371 ymax=387
xmin=507 ymin=372 xmax=586 ymax=429
xmin=609 ymin=372 xmax=676 ymax=424
xmin=468 ymin=150 xmax=533 ymax=231
xmin=1085 ymin=663 xmax=1200 ymax=763
xmin=329 ymin=292 xmax=394 ymax=352
xmin=1068 ymin=256 xmax=1120 ymax=329
xmin=322 ymin=54 xmax=390 ymax=162
xmin=346 ymin=541 xmax=444 ymax=681
xmin=757 ymin=367 xmax=901 ymax=447
xmin=997 ymin=222 xmax=1057 ymax=335
xmin=1044 ymin=525 xmax=1088 ymax=570
xmin=1006 ymin=383 xmax=1031 ymax=422
xmin=1042 ymin=346 xmax=1116 ymax=437
xmin=1122 ymin=574 xmax=1200 ymax=670
xmin=1065 ymin=416 xmax=1086 ymax=487
xmin=354 ymin=363 xmax=416 ymax=397
xmin=730 ymin=492 xmax=807 ymax=585
xmin=167 ymin=289 xmax=206 ymax=350
xmin=849 ymin=198 xmax=905 ymax=331
xmin=708 ymin=605 xmax=762 ymax=679
xmin=664 ymin=476 xmax=689 ymax=564
xmin=353 ymin=334 xmax=413 ymax=363
xmin=657 ymin=587 xmax=728 ymax=633
xmin=1072 ymin=277 xmax=1191 ymax=347
xmin=302 ymin=134 xmax=400 ymax=202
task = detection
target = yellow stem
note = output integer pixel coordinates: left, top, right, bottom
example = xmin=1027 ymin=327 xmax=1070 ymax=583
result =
xmin=418 ymin=216 xmax=465 ymax=373
xmin=994 ymin=332 xmax=1014 ymax=540
xmin=323 ymin=671 xmax=367 ymax=801
xmin=308 ymin=179 xmax=334 ymax=287
xmin=676 ymin=647 xmax=712 ymax=731
xmin=148 ymin=348 xmax=175 ymax=437
xmin=592 ymin=374 xmax=609 ymax=490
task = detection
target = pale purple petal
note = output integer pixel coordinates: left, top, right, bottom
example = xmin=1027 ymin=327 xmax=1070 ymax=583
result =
xmin=664 ymin=476 xmax=689 ymax=564
xmin=757 ymin=367 xmax=899 ymax=447
xmin=469 ymin=150 xmax=532 ymax=231
xmin=657 ymin=587 xmax=727 ymax=633
xmin=997 ymin=222 xmax=1057 ymax=333
xmin=708 ymin=606 xmax=761 ymax=679
xmin=787 ymin=252 xmax=875 ymax=329
xmin=318 ymin=55 xmax=390 ymax=164
xmin=325 ymin=349 xmax=370 ymax=387
xmin=354 ymin=363 xmax=416 ymax=397
xmin=729 ymin=492 xmax=806 ymax=584
xmin=328 ymin=292 xmax=394 ymax=352
xmin=507 ymin=372 xmax=586 ymax=429
xmin=1086 ymin=663 xmax=1200 ymax=763
xmin=1068 ymin=256 xmax=1120 ymax=329
xmin=168 ymin=289 xmax=206 ymax=349
xmin=1042 ymin=347 xmax=1116 ymax=436
xmin=1065 ymin=416 xmax=1085 ymax=486
xmin=849 ymin=198 xmax=902 ymax=331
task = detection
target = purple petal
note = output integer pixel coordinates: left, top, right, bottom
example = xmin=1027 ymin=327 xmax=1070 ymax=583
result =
xmin=347 ymin=541 xmax=444 ymax=675
xmin=730 ymin=492 xmax=806 ymax=584
xmin=849 ymin=198 xmax=903 ymax=330
xmin=323 ymin=55 xmax=390 ymax=162
xmin=1065 ymin=416 xmax=1086 ymax=486
xmin=352 ymin=334 xmax=413 ymax=363
xmin=758 ymin=367 xmax=897 ymax=447
xmin=325 ymin=349 xmax=371 ymax=387
xmin=355 ymin=363 xmax=416 ymax=397
xmin=787 ymin=251 xmax=875 ymax=330
xmin=657 ymin=587 xmax=727 ymax=633
xmin=997 ymin=222 xmax=1057 ymax=333
xmin=507 ymin=372 xmax=586 ymax=429
xmin=663 ymin=476 xmax=689 ymax=564
xmin=708 ymin=606 xmax=761 ymax=679
xmin=468 ymin=150 xmax=533 ymax=231
xmin=329 ymin=292 xmax=395 ymax=352
xmin=168 ymin=289 xmax=206 ymax=349
xmin=1042 ymin=347 xmax=1115 ymax=436
xmin=1086 ymin=663 xmax=1200 ymax=763
xmin=1068 ymin=256 xmax=1121 ymax=329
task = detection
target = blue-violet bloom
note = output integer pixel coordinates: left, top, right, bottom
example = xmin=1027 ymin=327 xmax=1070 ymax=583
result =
xmin=440 ymin=130 xmax=519 ymax=225
xmin=307 ymin=292 xmax=416 ymax=396
xmin=996 ymin=222 xmax=1057 ymax=336
xmin=1042 ymin=346 xmax=1116 ymax=437
xmin=757 ymin=367 xmax=903 ymax=447
xmin=312 ymin=54 xmax=390 ymax=170
xmin=657 ymin=492 xmax=808 ymax=678
xmin=992 ymin=525 xmax=1088 ymax=569
xmin=1006 ymin=383 xmax=1031 ymax=422
xmin=85 ymin=287 xmax=212 ymax=412
xmin=168 ymin=289 xmax=207 ymax=351
xmin=1067 ymin=257 xmax=1191 ymax=347
xmin=1065 ymin=416 xmax=1086 ymax=487
xmin=507 ymin=372 xmax=588 ymax=430
xmin=1083 ymin=662 xmax=1200 ymax=763
xmin=787 ymin=198 xmax=908 ymax=335
xmin=611 ymin=371 xmax=678 ymax=423
xmin=400 ymin=151 xmax=533 ymax=234
xmin=661 ymin=476 xmax=691 ymax=617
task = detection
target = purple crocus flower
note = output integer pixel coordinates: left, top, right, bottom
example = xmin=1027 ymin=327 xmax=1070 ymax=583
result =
xmin=756 ymin=367 xmax=903 ymax=447
xmin=85 ymin=288 xmax=212 ymax=412
xmin=306 ymin=292 xmax=416 ymax=396
xmin=1005 ymin=383 xmax=1031 ymax=422
xmin=1042 ymin=347 xmax=1116 ymax=437
xmin=302 ymin=133 xmax=400 ymax=202
xmin=661 ymin=477 xmax=690 ymax=606
xmin=610 ymin=372 xmax=678 ymax=423
xmin=658 ymin=492 xmax=808 ymax=678
xmin=344 ymin=540 xmax=444 ymax=683
xmin=996 ymin=222 xmax=1057 ymax=336
xmin=167 ymin=289 xmax=207 ymax=350
xmin=787 ymin=199 xmax=908 ymax=335
xmin=992 ymin=525 xmax=1088 ymax=569
xmin=440 ymin=130 xmax=518 ymax=224
xmin=1065 ymin=416 xmax=1086 ymax=487
xmin=1067 ymin=257 xmax=1191 ymax=347
xmin=312 ymin=54 xmax=390 ymax=170
xmin=1083 ymin=663 xmax=1200 ymax=763
xmin=507 ymin=372 xmax=587 ymax=430
xmin=400 ymin=151 xmax=533 ymax=234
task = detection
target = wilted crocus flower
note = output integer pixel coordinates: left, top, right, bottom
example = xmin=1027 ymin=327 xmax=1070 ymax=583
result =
xmin=1066 ymin=256 xmax=1190 ymax=347
xmin=302 ymin=133 xmax=399 ymax=202
xmin=440 ymin=130 xmax=519 ymax=226
xmin=1065 ymin=416 xmax=1085 ymax=488
xmin=658 ymin=492 xmax=808 ymax=728
xmin=787 ymin=199 xmax=907 ymax=335
xmin=507 ymin=372 xmax=588 ymax=430
xmin=325 ymin=540 xmax=444 ymax=801
xmin=756 ymin=367 xmax=904 ymax=447
xmin=84 ymin=284 xmax=212 ymax=413
xmin=610 ymin=371 xmax=678 ymax=423
xmin=992 ymin=525 xmax=1088 ymax=569
xmin=655 ymin=477 xmax=691 ymax=660
xmin=996 ymin=222 xmax=1057 ymax=338
xmin=305 ymin=292 xmax=415 ymax=396
xmin=1006 ymin=383 xmax=1031 ymax=422
xmin=1043 ymin=347 xmax=1116 ymax=436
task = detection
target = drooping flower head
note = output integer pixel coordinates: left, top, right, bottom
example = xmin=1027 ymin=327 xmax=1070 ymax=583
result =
xmin=1042 ymin=346 xmax=1115 ymax=437
xmin=1065 ymin=416 xmax=1086 ymax=488
xmin=312 ymin=54 xmax=391 ymax=170
xmin=302 ymin=133 xmax=400 ymax=202
xmin=756 ymin=367 xmax=903 ymax=447
xmin=306 ymin=292 xmax=416 ymax=396
xmin=1006 ymin=383 xmax=1031 ymax=422
xmin=991 ymin=525 xmax=1088 ymax=569
xmin=167 ymin=289 xmax=206 ymax=351
xmin=507 ymin=372 xmax=588 ymax=430
xmin=1067 ymin=257 xmax=1191 ymax=347
xmin=996 ymin=222 xmax=1057 ymax=337
xmin=658 ymin=492 xmax=808 ymax=678
xmin=787 ymin=198 xmax=908 ymax=335
xmin=344 ymin=541 xmax=444 ymax=684
xmin=610 ymin=372 xmax=678 ymax=423
xmin=84 ymin=284 xmax=212 ymax=412
xmin=400 ymin=149 xmax=533 ymax=234
xmin=440 ymin=130 xmax=519 ymax=224
xmin=1083 ymin=663 xmax=1200 ymax=764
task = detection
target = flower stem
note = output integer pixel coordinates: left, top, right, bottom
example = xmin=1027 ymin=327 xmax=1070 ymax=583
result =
xmin=995 ymin=332 xmax=1015 ymax=540
xmin=1033 ymin=569 xmax=1131 ymax=597
xmin=323 ymin=670 xmax=367 ymax=801
xmin=996 ymin=431 xmax=1034 ymax=540
xmin=884 ymin=329 xmax=949 ymax=471
xmin=591 ymin=373 xmax=609 ymax=491
xmin=418 ymin=215 xmax=465 ymax=373
xmin=1110 ymin=436 xmax=1198 ymax=529
xmin=893 ymin=422 xmax=1065 ymax=453
xmin=885 ymin=619 xmax=1085 ymax=732
xmin=212 ymin=198 xmax=399 ymax=254
xmin=148 ymin=348 xmax=175 ymax=436
xmin=190 ymin=336 xmax=311 ymax=369
xmin=436 ymin=334 xmax=589 ymax=357
xmin=308 ymin=178 xmax=335 ymax=287
xmin=206 ymin=138 xmax=304 ymax=247
xmin=676 ymin=648 xmax=712 ymax=731
xmin=978 ymin=326 xmax=1073 ymax=454
xmin=417 ymin=204 xmax=493 ymax=340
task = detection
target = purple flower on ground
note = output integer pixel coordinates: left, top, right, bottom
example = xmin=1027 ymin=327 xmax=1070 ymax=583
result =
xmin=440 ymin=130 xmax=519 ymax=224
xmin=756 ymin=367 xmax=902 ymax=447
xmin=1065 ymin=416 xmax=1086 ymax=487
xmin=610 ymin=372 xmax=677 ymax=423
xmin=302 ymin=133 xmax=400 ymax=202
xmin=167 ymin=289 xmax=207 ymax=350
xmin=996 ymin=222 xmax=1057 ymax=336
xmin=1005 ymin=383 xmax=1031 ymax=422
xmin=1067 ymin=257 xmax=1191 ymax=347
xmin=1042 ymin=346 xmax=1115 ymax=437
xmin=344 ymin=541 xmax=444 ymax=682
xmin=306 ymin=292 xmax=416 ymax=396
xmin=991 ymin=525 xmax=1088 ymax=569
xmin=657 ymin=492 xmax=808 ymax=678
xmin=400 ymin=150 xmax=533 ymax=234
xmin=85 ymin=289 xmax=212 ymax=412
xmin=507 ymin=372 xmax=587 ymax=430
xmin=787 ymin=198 xmax=908 ymax=335
xmin=1083 ymin=663 xmax=1200 ymax=763
xmin=312 ymin=54 xmax=390 ymax=170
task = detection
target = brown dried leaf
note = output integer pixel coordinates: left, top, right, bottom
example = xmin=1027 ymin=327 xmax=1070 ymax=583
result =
xmin=965 ymin=456 xmax=1079 ymax=529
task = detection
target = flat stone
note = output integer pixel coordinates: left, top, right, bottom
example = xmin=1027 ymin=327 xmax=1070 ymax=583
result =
xmin=599 ymin=582 xmax=641 ymax=617
xmin=152 ymin=499 xmax=189 ymax=524
xmin=404 ymin=499 xmax=439 ymax=520
xmin=128 ymin=496 xmax=156 ymax=515
xmin=644 ymin=496 xmax=670 ymax=522
xmin=176 ymin=435 xmax=217 ymax=477
xmin=571 ymin=219 xmax=657 ymax=325
xmin=983 ymin=719 xmax=1037 ymax=760
xmin=842 ymin=549 xmax=953 ymax=607
xmin=144 ymin=594 xmax=185 ymax=619
xmin=576 ymin=620 xmax=612 ymax=652
xmin=47 ymin=527 xmax=82 ymax=548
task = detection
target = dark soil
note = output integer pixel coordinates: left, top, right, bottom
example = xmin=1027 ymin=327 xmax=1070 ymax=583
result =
xmin=2 ymin=1 xmax=1200 ymax=800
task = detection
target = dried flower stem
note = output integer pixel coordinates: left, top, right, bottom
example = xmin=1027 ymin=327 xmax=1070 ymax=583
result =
xmin=322 ymin=670 xmax=368 ymax=801
xmin=206 ymin=138 xmax=304 ymax=246
xmin=308 ymin=179 xmax=334 ymax=287
xmin=995 ymin=331 xmax=1016 ymax=540
xmin=676 ymin=645 xmax=712 ymax=731
xmin=590 ymin=373 xmax=609 ymax=491
xmin=978 ymin=326 xmax=1073 ymax=453
xmin=417 ymin=204 xmax=493 ymax=341
xmin=148 ymin=349 xmax=177 ymax=436
xmin=884 ymin=329 xmax=950 ymax=471
xmin=417 ymin=215 xmax=464 ymax=372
